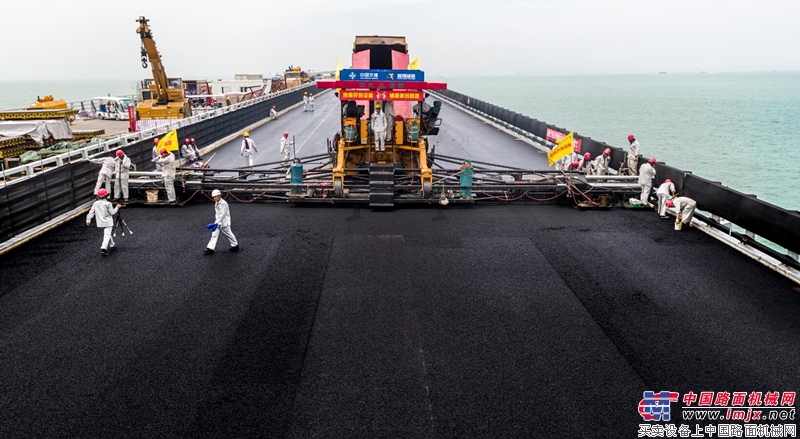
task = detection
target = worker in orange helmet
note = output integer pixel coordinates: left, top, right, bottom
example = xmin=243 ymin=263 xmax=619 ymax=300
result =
xmin=152 ymin=147 xmax=177 ymax=203
xmin=593 ymin=148 xmax=612 ymax=175
xmin=638 ymin=157 xmax=657 ymax=205
xmin=656 ymin=178 xmax=676 ymax=218
xmin=626 ymin=134 xmax=640 ymax=175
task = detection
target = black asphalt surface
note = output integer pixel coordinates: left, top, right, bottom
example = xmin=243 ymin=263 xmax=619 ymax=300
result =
xmin=1 ymin=100 xmax=799 ymax=438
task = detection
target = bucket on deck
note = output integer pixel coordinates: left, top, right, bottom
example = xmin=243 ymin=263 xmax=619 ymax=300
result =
xmin=146 ymin=190 xmax=159 ymax=203
xmin=674 ymin=221 xmax=682 ymax=231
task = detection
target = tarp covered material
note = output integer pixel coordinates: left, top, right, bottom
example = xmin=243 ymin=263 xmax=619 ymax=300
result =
xmin=0 ymin=119 xmax=73 ymax=145
xmin=19 ymin=139 xmax=99 ymax=164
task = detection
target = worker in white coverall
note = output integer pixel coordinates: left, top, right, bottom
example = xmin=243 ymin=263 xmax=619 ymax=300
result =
xmin=280 ymin=131 xmax=294 ymax=161
xmin=89 ymin=155 xmax=115 ymax=195
xmin=303 ymin=92 xmax=309 ymax=112
xmin=270 ymin=105 xmax=278 ymax=120
xmin=189 ymin=138 xmax=202 ymax=159
xmin=594 ymin=148 xmax=612 ymax=175
xmin=626 ymin=134 xmax=640 ymax=175
xmin=578 ymin=152 xmax=594 ymax=174
xmin=638 ymin=157 xmax=657 ymax=205
xmin=240 ymin=132 xmax=257 ymax=166
xmin=86 ymin=188 xmax=122 ymax=256
xmin=182 ymin=138 xmax=197 ymax=161
xmin=152 ymin=148 xmax=177 ymax=203
xmin=371 ymin=102 xmax=388 ymax=152
xmin=670 ymin=197 xmax=697 ymax=227
xmin=656 ymin=178 xmax=676 ymax=218
xmin=204 ymin=189 xmax=239 ymax=254
xmin=308 ymin=93 xmax=315 ymax=111
xmin=152 ymin=138 xmax=163 ymax=173
xmin=113 ymin=150 xmax=132 ymax=202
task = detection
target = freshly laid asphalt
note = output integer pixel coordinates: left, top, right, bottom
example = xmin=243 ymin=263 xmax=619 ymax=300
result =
xmin=1 ymin=99 xmax=798 ymax=439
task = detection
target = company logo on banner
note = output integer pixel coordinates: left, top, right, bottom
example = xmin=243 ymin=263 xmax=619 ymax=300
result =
xmin=342 ymin=69 xmax=425 ymax=82
xmin=546 ymin=128 xmax=582 ymax=153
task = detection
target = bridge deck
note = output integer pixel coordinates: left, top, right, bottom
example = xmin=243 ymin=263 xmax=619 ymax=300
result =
xmin=0 ymin=100 xmax=798 ymax=439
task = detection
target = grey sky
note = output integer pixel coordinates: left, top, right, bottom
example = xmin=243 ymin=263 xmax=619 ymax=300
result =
xmin=2 ymin=0 xmax=799 ymax=80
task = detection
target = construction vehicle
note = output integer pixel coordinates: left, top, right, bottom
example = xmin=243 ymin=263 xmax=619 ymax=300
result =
xmin=284 ymin=66 xmax=311 ymax=89
xmin=29 ymin=95 xmax=68 ymax=110
xmin=135 ymin=16 xmax=191 ymax=120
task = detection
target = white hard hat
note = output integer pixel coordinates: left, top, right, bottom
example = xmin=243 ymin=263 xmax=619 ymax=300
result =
xmin=211 ymin=189 xmax=221 ymax=197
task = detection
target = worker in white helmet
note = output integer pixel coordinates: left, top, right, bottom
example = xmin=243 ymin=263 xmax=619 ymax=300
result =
xmin=240 ymin=132 xmax=258 ymax=167
xmin=280 ymin=131 xmax=293 ymax=161
xmin=89 ymin=154 xmax=116 ymax=196
xmin=656 ymin=178 xmax=676 ymax=218
xmin=86 ymin=188 xmax=122 ymax=256
xmin=303 ymin=92 xmax=309 ymax=112
xmin=205 ymin=189 xmax=238 ymax=254
xmin=668 ymin=197 xmax=697 ymax=228
xmin=638 ymin=157 xmax=657 ymax=205
xmin=308 ymin=93 xmax=315 ymax=112
xmin=626 ymin=134 xmax=640 ymax=175
xmin=152 ymin=147 xmax=177 ymax=203
xmin=371 ymin=102 xmax=388 ymax=152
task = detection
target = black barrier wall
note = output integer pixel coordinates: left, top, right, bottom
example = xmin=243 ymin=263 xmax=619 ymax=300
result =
xmin=436 ymin=89 xmax=800 ymax=256
xmin=0 ymin=88 xmax=309 ymax=241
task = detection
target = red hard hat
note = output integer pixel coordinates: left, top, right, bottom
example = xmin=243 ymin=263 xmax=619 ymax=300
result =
xmin=665 ymin=179 xmax=672 ymax=183
xmin=272 ymin=105 xmax=275 ymax=108
xmin=627 ymin=134 xmax=635 ymax=140
xmin=97 ymin=189 xmax=109 ymax=198
xmin=184 ymin=138 xmax=190 ymax=143
xmin=116 ymin=150 xmax=124 ymax=158
xmin=571 ymin=161 xmax=580 ymax=168
xmin=190 ymin=138 xmax=195 ymax=143
xmin=604 ymin=148 xmax=611 ymax=155
xmin=649 ymin=157 xmax=657 ymax=164
xmin=283 ymin=131 xmax=289 ymax=136
xmin=159 ymin=148 xmax=167 ymax=154
xmin=154 ymin=137 xmax=160 ymax=144
xmin=666 ymin=200 xmax=674 ymax=208
xmin=584 ymin=152 xmax=591 ymax=159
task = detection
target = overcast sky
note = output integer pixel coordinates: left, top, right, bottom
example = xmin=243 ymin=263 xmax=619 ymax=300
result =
xmin=2 ymin=0 xmax=799 ymax=80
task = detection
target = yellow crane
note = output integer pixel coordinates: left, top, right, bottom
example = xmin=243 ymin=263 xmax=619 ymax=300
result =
xmin=135 ymin=16 xmax=191 ymax=119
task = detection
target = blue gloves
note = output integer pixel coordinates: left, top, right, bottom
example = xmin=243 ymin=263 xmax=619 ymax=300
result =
xmin=206 ymin=223 xmax=218 ymax=232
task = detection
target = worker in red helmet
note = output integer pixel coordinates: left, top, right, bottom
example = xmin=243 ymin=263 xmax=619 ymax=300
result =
xmin=626 ymin=134 xmax=640 ymax=176
xmin=88 ymin=153 xmax=116 ymax=197
xmin=566 ymin=160 xmax=581 ymax=171
xmin=152 ymin=138 xmax=163 ymax=172
xmin=280 ymin=131 xmax=294 ymax=161
xmin=86 ymin=188 xmax=122 ymax=256
xmin=152 ymin=147 xmax=177 ymax=203
xmin=113 ymin=150 xmax=132 ymax=203
xmin=672 ymin=196 xmax=697 ymax=228
xmin=637 ymin=157 xmax=657 ymax=205
xmin=578 ymin=152 xmax=594 ymax=174
xmin=182 ymin=138 xmax=197 ymax=161
xmin=270 ymin=105 xmax=278 ymax=120
xmin=189 ymin=138 xmax=201 ymax=159
xmin=656 ymin=178 xmax=676 ymax=218
xmin=594 ymin=148 xmax=612 ymax=175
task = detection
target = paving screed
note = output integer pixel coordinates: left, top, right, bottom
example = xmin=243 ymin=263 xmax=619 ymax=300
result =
xmin=1 ymin=200 xmax=798 ymax=438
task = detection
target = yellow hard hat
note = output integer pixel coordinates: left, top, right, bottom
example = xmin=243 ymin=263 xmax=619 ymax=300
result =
xmin=243 ymin=132 xmax=249 ymax=137
xmin=304 ymin=92 xmax=308 ymax=94
xmin=375 ymin=102 xmax=382 ymax=108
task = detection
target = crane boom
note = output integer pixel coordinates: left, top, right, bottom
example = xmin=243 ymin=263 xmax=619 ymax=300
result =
xmin=136 ymin=16 xmax=169 ymax=104
xmin=134 ymin=16 xmax=191 ymax=119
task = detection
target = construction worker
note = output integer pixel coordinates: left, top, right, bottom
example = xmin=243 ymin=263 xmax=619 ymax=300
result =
xmin=113 ymin=150 xmax=132 ymax=202
xmin=626 ymin=134 xmax=640 ymax=175
xmin=638 ymin=157 xmax=657 ymax=205
xmin=566 ymin=160 xmax=581 ymax=171
xmin=181 ymin=138 xmax=197 ymax=161
xmin=371 ymin=102 xmax=388 ymax=152
xmin=204 ymin=189 xmax=238 ymax=254
xmin=152 ymin=138 xmax=163 ymax=173
xmin=578 ymin=152 xmax=594 ymax=174
xmin=303 ymin=92 xmax=309 ymax=112
xmin=190 ymin=138 xmax=201 ymax=159
xmin=86 ymin=188 xmax=122 ymax=256
xmin=668 ymin=196 xmax=697 ymax=227
xmin=240 ymin=132 xmax=257 ymax=166
xmin=280 ymin=131 xmax=293 ymax=161
xmin=594 ymin=148 xmax=612 ymax=175
xmin=152 ymin=148 xmax=177 ymax=203
xmin=89 ymin=154 xmax=115 ymax=196
xmin=270 ymin=105 xmax=278 ymax=120
xmin=308 ymin=93 xmax=315 ymax=111
xmin=656 ymin=178 xmax=676 ymax=218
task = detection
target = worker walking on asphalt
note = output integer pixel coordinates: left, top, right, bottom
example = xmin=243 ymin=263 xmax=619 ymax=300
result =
xmin=280 ymin=131 xmax=294 ymax=161
xmin=89 ymin=154 xmax=115 ymax=196
xmin=656 ymin=178 xmax=676 ymax=218
xmin=153 ymin=148 xmax=177 ymax=204
xmin=638 ymin=157 xmax=657 ymax=205
xmin=240 ymin=132 xmax=257 ymax=166
xmin=270 ymin=105 xmax=278 ymax=120
xmin=303 ymin=92 xmax=309 ymax=112
xmin=578 ymin=152 xmax=594 ymax=174
xmin=152 ymin=138 xmax=163 ymax=172
xmin=626 ymin=134 xmax=640 ymax=175
xmin=86 ymin=188 xmax=122 ymax=256
xmin=308 ymin=93 xmax=315 ymax=111
xmin=371 ymin=102 xmax=388 ymax=152
xmin=204 ymin=189 xmax=239 ymax=254
xmin=668 ymin=197 xmax=697 ymax=228
xmin=113 ymin=150 xmax=132 ymax=202
xmin=182 ymin=138 xmax=197 ymax=161
xmin=593 ymin=148 xmax=612 ymax=175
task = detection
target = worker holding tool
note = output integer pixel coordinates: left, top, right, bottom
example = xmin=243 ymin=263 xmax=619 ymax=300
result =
xmin=593 ymin=148 xmax=612 ymax=175
xmin=303 ymin=92 xmax=309 ymax=112
xmin=308 ymin=93 xmax=315 ymax=112
xmin=578 ymin=152 xmax=594 ymax=174
xmin=89 ymin=154 xmax=115 ymax=196
xmin=656 ymin=178 xmax=676 ymax=218
xmin=152 ymin=138 xmax=163 ymax=172
xmin=240 ymin=132 xmax=258 ymax=167
xmin=626 ymin=134 xmax=640 ymax=175
xmin=638 ymin=157 xmax=657 ymax=205
xmin=667 ymin=196 xmax=697 ymax=228
xmin=371 ymin=102 xmax=388 ymax=152
xmin=182 ymin=138 xmax=197 ymax=161
xmin=113 ymin=150 xmax=132 ymax=203
xmin=204 ymin=189 xmax=238 ymax=255
xmin=86 ymin=188 xmax=122 ymax=256
xmin=280 ymin=131 xmax=294 ymax=161
xmin=270 ymin=105 xmax=278 ymax=120
xmin=153 ymin=148 xmax=177 ymax=204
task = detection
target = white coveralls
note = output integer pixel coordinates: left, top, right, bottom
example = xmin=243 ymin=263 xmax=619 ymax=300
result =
xmin=207 ymin=198 xmax=238 ymax=250
xmin=308 ymin=95 xmax=315 ymax=111
xmin=113 ymin=155 xmax=132 ymax=200
xmin=182 ymin=143 xmax=197 ymax=161
xmin=90 ymin=157 xmax=115 ymax=195
xmin=152 ymin=146 xmax=163 ymax=172
xmin=673 ymin=197 xmax=697 ymax=225
xmin=638 ymin=162 xmax=656 ymax=204
xmin=303 ymin=95 xmax=309 ymax=111
xmin=241 ymin=138 xmax=257 ymax=166
xmin=578 ymin=157 xmax=594 ymax=174
xmin=371 ymin=110 xmax=388 ymax=152
xmin=627 ymin=141 xmax=640 ymax=175
xmin=593 ymin=154 xmax=611 ymax=175
xmin=280 ymin=136 xmax=293 ymax=160
xmin=656 ymin=181 xmax=675 ymax=216
xmin=270 ymin=108 xmax=278 ymax=120
xmin=153 ymin=153 xmax=177 ymax=202
xmin=86 ymin=198 xmax=119 ymax=250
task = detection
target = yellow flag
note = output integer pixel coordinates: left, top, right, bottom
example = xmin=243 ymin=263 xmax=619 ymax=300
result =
xmin=335 ymin=58 xmax=343 ymax=80
xmin=408 ymin=57 xmax=420 ymax=70
xmin=547 ymin=131 xmax=574 ymax=166
xmin=157 ymin=129 xmax=179 ymax=153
